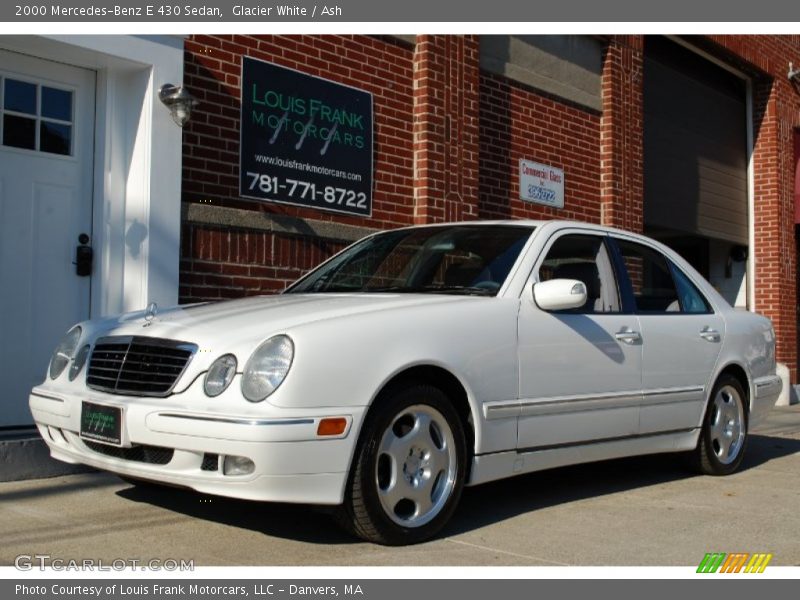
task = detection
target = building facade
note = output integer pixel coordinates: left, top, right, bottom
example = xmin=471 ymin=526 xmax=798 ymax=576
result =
xmin=1 ymin=33 xmax=799 ymax=442
xmin=179 ymin=34 xmax=800 ymax=385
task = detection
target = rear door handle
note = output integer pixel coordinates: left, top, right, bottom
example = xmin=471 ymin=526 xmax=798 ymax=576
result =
xmin=615 ymin=329 xmax=641 ymax=344
xmin=700 ymin=327 xmax=721 ymax=343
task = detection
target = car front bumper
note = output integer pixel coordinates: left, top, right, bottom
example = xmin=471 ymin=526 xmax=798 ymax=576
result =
xmin=29 ymin=385 xmax=367 ymax=505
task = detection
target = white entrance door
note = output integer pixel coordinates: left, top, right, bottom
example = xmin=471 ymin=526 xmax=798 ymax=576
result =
xmin=0 ymin=50 xmax=95 ymax=427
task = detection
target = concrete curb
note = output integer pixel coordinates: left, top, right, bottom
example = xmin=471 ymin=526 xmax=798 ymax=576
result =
xmin=0 ymin=435 xmax=93 ymax=482
xmin=775 ymin=363 xmax=798 ymax=406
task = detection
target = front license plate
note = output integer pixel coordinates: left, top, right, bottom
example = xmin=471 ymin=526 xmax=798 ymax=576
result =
xmin=80 ymin=401 xmax=122 ymax=446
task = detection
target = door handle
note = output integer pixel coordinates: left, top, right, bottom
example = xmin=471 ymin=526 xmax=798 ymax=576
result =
xmin=615 ymin=329 xmax=641 ymax=344
xmin=74 ymin=233 xmax=93 ymax=277
xmin=700 ymin=327 xmax=721 ymax=343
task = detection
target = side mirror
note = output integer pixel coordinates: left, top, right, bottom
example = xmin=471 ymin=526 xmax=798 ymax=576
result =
xmin=533 ymin=278 xmax=587 ymax=311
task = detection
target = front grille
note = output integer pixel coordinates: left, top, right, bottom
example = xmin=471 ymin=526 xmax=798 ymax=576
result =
xmin=83 ymin=440 xmax=175 ymax=465
xmin=86 ymin=336 xmax=197 ymax=397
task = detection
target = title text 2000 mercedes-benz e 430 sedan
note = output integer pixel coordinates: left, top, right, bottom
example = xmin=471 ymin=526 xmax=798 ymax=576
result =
xmin=30 ymin=221 xmax=781 ymax=544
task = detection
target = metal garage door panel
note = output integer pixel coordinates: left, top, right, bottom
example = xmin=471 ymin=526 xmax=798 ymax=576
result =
xmin=644 ymin=40 xmax=747 ymax=244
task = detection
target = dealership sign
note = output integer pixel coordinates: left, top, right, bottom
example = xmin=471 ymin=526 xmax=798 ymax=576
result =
xmin=519 ymin=159 xmax=565 ymax=209
xmin=240 ymin=57 xmax=373 ymax=217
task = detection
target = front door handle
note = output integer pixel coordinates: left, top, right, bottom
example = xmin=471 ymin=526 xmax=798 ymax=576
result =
xmin=615 ymin=329 xmax=641 ymax=344
xmin=74 ymin=233 xmax=93 ymax=277
xmin=700 ymin=327 xmax=721 ymax=343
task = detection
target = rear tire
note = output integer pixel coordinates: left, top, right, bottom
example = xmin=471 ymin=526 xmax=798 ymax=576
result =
xmin=691 ymin=374 xmax=748 ymax=475
xmin=339 ymin=384 xmax=467 ymax=545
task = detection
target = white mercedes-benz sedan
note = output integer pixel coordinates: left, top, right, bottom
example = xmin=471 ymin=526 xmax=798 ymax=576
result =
xmin=30 ymin=220 xmax=781 ymax=544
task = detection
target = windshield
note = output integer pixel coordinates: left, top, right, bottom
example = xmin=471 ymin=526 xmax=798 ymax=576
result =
xmin=285 ymin=224 xmax=535 ymax=296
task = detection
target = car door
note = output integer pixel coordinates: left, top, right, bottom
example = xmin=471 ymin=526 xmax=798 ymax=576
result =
xmin=516 ymin=231 xmax=643 ymax=450
xmin=611 ymin=236 xmax=725 ymax=434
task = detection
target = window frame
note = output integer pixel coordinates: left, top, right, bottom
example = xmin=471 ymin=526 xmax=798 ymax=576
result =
xmin=0 ymin=72 xmax=76 ymax=158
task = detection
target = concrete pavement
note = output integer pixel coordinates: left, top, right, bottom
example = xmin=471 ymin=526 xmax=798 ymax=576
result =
xmin=2 ymin=406 xmax=799 ymax=566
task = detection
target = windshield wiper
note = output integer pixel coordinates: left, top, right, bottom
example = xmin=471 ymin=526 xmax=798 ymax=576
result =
xmin=362 ymin=285 xmax=494 ymax=296
xmin=418 ymin=285 xmax=495 ymax=296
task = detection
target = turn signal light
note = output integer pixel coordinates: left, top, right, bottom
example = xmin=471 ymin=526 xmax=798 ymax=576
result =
xmin=317 ymin=418 xmax=347 ymax=436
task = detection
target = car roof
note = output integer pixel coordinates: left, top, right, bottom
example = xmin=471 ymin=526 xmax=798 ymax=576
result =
xmin=390 ymin=219 xmax=638 ymax=238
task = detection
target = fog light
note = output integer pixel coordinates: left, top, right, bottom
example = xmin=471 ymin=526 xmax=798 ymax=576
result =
xmin=223 ymin=455 xmax=255 ymax=476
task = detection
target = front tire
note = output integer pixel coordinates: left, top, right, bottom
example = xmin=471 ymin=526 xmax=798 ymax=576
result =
xmin=340 ymin=384 xmax=467 ymax=545
xmin=692 ymin=374 xmax=748 ymax=475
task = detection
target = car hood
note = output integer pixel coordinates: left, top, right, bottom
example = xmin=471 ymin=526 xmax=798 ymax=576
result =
xmin=95 ymin=293 xmax=476 ymax=350
xmin=71 ymin=292 xmax=497 ymax=398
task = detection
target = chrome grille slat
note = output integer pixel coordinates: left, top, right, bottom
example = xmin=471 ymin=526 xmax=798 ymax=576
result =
xmin=119 ymin=356 xmax=187 ymax=365
xmin=86 ymin=336 xmax=197 ymax=397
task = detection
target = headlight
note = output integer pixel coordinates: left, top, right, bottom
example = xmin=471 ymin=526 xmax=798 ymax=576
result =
xmin=204 ymin=354 xmax=238 ymax=397
xmin=241 ymin=335 xmax=294 ymax=402
xmin=49 ymin=326 xmax=82 ymax=380
xmin=68 ymin=344 xmax=91 ymax=381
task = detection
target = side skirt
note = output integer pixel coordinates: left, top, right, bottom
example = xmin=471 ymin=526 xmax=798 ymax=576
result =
xmin=467 ymin=428 xmax=701 ymax=486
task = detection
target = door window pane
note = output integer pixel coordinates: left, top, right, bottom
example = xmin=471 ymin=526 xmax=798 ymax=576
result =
xmin=1 ymin=78 xmax=74 ymax=156
xmin=41 ymin=86 xmax=72 ymax=121
xmin=4 ymin=79 xmax=36 ymax=114
xmin=616 ymin=240 xmax=680 ymax=313
xmin=670 ymin=262 xmax=712 ymax=313
xmin=3 ymin=114 xmax=36 ymax=149
xmin=539 ymin=234 xmax=620 ymax=313
xmin=40 ymin=121 xmax=71 ymax=155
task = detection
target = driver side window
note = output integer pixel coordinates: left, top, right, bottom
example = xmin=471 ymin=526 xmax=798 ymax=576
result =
xmin=539 ymin=234 xmax=621 ymax=313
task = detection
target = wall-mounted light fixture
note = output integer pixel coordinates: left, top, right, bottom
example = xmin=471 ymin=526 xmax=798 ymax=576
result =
xmin=158 ymin=84 xmax=199 ymax=127
xmin=789 ymin=63 xmax=800 ymax=95
xmin=726 ymin=245 xmax=749 ymax=278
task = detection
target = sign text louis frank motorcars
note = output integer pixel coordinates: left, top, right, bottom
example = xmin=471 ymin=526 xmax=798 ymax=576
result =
xmin=519 ymin=159 xmax=565 ymax=209
xmin=239 ymin=56 xmax=373 ymax=217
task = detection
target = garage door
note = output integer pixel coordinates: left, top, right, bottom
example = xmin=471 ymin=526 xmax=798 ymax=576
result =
xmin=644 ymin=37 xmax=748 ymax=245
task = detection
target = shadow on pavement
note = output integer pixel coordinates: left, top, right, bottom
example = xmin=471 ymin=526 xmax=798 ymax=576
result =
xmin=115 ymin=433 xmax=800 ymax=544
xmin=116 ymin=483 xmax=357 ymax=545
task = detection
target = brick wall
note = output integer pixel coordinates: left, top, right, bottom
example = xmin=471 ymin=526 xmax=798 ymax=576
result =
xmin=179 ymin=33 xmax=800 ymax=381
xmin=180 ymin=34 xmax=415 ymax=302
xmin=599 ymin=35 xmax=644 ymax=233
xmin=478 ymin=71 xmax=602 ymax=222
xmin=180 ymin=225 xmax=348 ymax=300
xmin=704 ymin=35 xmax=800 ymax=382
xmin=413 ymin=35 xmax=481 ymax=223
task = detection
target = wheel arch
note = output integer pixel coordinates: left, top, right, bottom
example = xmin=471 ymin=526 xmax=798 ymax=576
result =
xmin=338 ymin=363 xmax=476 ymax=544
xmin=709 ymin=362 xmax=752 ymax=412
xmin=361 ymin=364 xmax=478 ymax=466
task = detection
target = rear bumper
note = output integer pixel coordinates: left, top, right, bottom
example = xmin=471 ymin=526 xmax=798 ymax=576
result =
xmin=30 ymin=386 xmax=367 ymax=504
